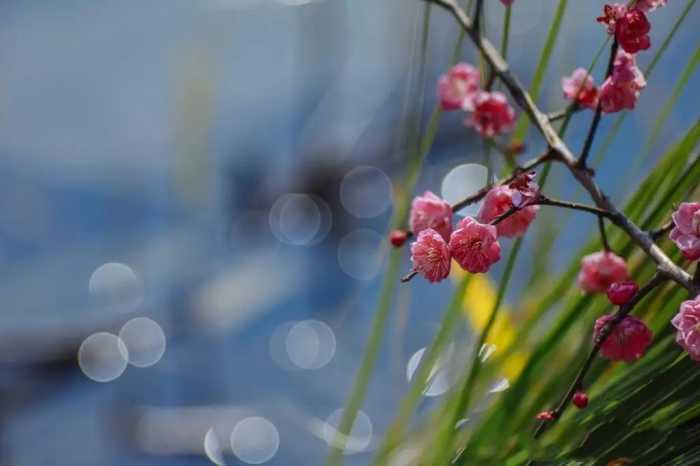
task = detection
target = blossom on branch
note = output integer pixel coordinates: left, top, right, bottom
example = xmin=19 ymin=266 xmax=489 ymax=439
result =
xmin=410 ymin=229 xmax=452 ymax=283
xmin=597 ymin=4 xmax=651 ymax=54
xmin=671 ymin=295 xmax=700 ymax=361
xmin=599 ymin=51 xmax=646 ymax=113
xmin=669 ymin=202 xmax=700 ymax=261
xmin=607 ymin=281 xmax=639 ymax=305
xmin=577 ymin=251 xmax=630 ymax=293
xmin=449 ymin=217 xmax=501 ymax=273
xmin=477 ymin=185 xmax=539 ymax=238
xmin=464 ymin=91 xmax=516 ymax=137
xmin=437 ymin=63 xmax=481 ymax=111
xmin=594 ymin=314 xmax=652 ymax=362
xmin=409 ymin=191 xmax=453 ymax=241
xmin=562 ymin=68 xmax=599 ymax=109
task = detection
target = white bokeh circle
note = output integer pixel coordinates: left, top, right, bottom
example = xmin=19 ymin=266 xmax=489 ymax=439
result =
xmin=119 ymin=317 xmax=166 ymax=368
xmin=204 ymin=428 xmax=227 ymax=466
xmin=89 ymin=262 xmax=144 ymax=313
xmin=230 ymin=417 xmax=280 ymax=464
xmin=340 ymin=166 xmax=393 ymax=218
xmin=441 ymin=163 xmax=490 ymax=218
xmin=322 ymin=409 xmax=373 ymax=455
xmin=78 ymin=332 xmax=129 ymax=382
xmin=337 ymin=229 xmax=386 ymax=280
xmin=285 ymin=320 xmax=336 ymax=370
xmin=269 ymin=193 xmax=332 ymax=246
xmin=406 ymin=345 xmax=457 ymax=397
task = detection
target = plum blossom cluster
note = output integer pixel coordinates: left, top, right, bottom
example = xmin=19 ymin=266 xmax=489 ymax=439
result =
xmin=575 ymin=201 xmax=700 ymax=366
xmin=577 ymin=250 xmax=654 ymax=362
xmin=437 ymin=63 xmax=516 ymax=137
xmin=561 ymin=0 xmax=665 ymax=113
xmin=399 ymin=172 xmax=540 ymax=283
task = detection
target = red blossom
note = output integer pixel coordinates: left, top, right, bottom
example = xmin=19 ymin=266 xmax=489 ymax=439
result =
xmin=449 ymin=217 xmax=502 ymax=274
xmin=594 ymin=314 xmax=652 ymax=362
xmin=410 ymin=229 xmax=452 ymax=283
xmin=607 ymin=281 xmax=639 ymax=305
xmin=389 ymin=229 xmax=409 ymax=248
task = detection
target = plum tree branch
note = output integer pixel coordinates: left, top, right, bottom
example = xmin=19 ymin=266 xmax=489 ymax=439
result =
xmin=530 ymin=273 xmax=667 ymax=443
xmin=426 ymin=0 xmax=697 ymax=293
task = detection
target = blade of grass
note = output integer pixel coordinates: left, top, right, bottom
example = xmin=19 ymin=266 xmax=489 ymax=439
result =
xmin=368 ymin=274 xmax=472 ymax=466
xmin=429 ymin=238 xmax=523 ymax=466
xmin=324 ymin=5 xmax=435 ymax=465
xmin=590 ymin=0 xmax=697 ymax=166
xmin=511 ymin=0 xmax=569 ymax=143
xmin=635 ymin=42 xmax=700 ymax=169
xmin=461 ymin=121 xmax=700 ymax=463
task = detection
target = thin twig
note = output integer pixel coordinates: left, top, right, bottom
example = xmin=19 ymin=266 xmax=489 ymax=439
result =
xmin=450 ymin=151 xmax=555 ymax=213
xmin=491 ymin=195 xmax=613 ymax=227
xmin=531 ymin=273 xmax=667 ymax=441
xmin=598 ymin=215 xmax=611 ymax=252
xmin=649 ymin=220 xmax=674 ymax=241
xmin=577 ymin=40 xmax=618 ymax=169
xmin=491 ymin=204 xmax=521 ymax=226
xmin=536 ymin=195 xmax=613 ymax=219
xmin=426 ymin=0 xmax=697 ymax=293
xmin=547 ymin=104 xmax=579 ymax=122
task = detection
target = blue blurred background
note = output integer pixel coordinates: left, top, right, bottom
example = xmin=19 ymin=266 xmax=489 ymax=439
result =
xmin=0 ymin=0 xmax=697 ymax=465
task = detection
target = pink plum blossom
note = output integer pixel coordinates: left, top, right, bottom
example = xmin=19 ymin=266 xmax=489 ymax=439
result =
xmin=607 ymin=281 xmax=639 ymax=305
xmin=449 ymin=217 xmax=501 ymax=273
xmin=599 ymin=51 xmax=646 ymax=113
xmin=437 ymin=63 xmax=481 ymax=111
xmin=409 ymin=191 xmax=453 ymax=241
xmin=669 ymin=202 xmax=700 ymax=261
xmin=671 ymin=295 xmax=700 ymax=361
xmin=477 ymin=185 xmax=539 ymax=238
xmin=410 ymin=229 xmax=452 ymax=283
xmin=577 ymin=251 xmax=630 ymax=293
xmin=594 ymin=314 xmax=652 ymax=362
xmin=562 ymin=68 xmax=599 ymax=109
xmin=616 ymin=8 xmax=651 ymax=53
xmin=611 ymin=51 xmax=646 ymax=86
xmin=465 ymin=91 xmax=516 ymax=137
xmin=500 ymin=0 xmax=514 ymax=5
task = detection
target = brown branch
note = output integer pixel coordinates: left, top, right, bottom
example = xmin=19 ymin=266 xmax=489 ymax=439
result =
xmin=649 ymin=220 xmax=674 ymax=241
xmin=531 ymin=273 xmax=667 ymax=442
xmin=547 ymin=104 xmax=579 ymax=122
xmin=426 ymin=0 xmax=697 ymax=294
xmin=491 ymin=195 xmax=613 ymax=227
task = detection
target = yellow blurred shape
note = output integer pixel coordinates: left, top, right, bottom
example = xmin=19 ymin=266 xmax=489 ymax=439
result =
xmin=459 ymin=271 xmax=526 ymax=378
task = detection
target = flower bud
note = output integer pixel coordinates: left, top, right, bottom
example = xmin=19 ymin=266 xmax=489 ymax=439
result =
xmin=607 ymin=281 xmax=639 ymax=305
xmin=572 ymin=390 xmax=589 ymax=409
xmin=389 ymin=229 xmax=409 ymax=248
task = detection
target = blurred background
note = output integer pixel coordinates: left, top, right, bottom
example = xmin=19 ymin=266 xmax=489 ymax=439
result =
xmin=0 ymin=0 xmax=697 ymax=465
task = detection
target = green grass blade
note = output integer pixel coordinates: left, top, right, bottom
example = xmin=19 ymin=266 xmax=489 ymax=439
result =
xmin=511 ymin=0 xmax=569 ymax=143
xmin=590 ymin=0 xmax=697 ymax=166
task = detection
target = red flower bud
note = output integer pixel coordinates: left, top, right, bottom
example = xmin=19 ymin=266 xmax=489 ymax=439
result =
xmin=389 ymin=229 xmax=409 ymax=248
xmin=536 ymin=410 xmax=556 ymax=421
xmin=572 ymin=390 xmax=589 ymax=409
xmin=607 ymin=281 xmax=639 ymax=305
